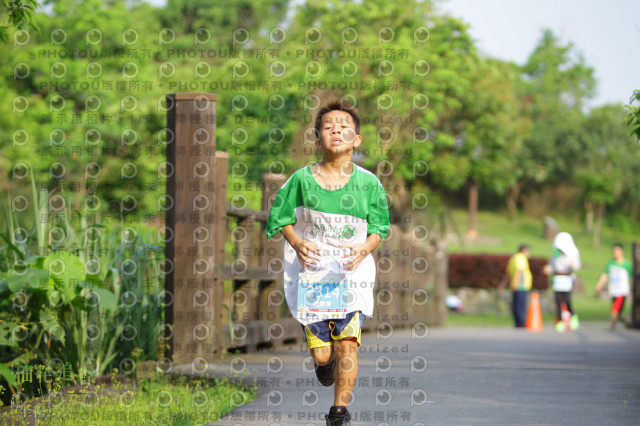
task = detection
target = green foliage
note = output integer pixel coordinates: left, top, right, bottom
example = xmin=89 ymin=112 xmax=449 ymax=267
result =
xmin=519 ymin=29 xmax=596 ymax=186
xmin=0 ymin=175 xmax=164 ymax=406
xmin=571 ymin=104 xmax=639 ymax=239
xmin=444 ymin=58 xmax=526 ymax=195
xmin=1 ymin=0 xmax=637 ymax=228
xmin=160 ymin=0 xmax=290 ymax=45
xmin=0 ymin=0 xmax=40 ymax=43
xmin=625 ymin=89 xmax=640 ymax=141
xmin=0 ymin=372 xmax=256 ymax=424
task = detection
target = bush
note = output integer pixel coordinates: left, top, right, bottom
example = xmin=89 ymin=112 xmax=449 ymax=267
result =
xmin=0 ymin=175 xmax=165 ymax=407
xmin=449 ymin=253 xmax=548 ymax=290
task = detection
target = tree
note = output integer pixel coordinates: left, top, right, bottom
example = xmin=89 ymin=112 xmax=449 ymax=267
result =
xmin=1 ymin=0 xmax=165 ymax=214
xmin=455 ymin=58 xmax=527 ymax=235
xmin=517 ymin=29 xmax=596 ymax=196
xmin=159 ymin=0 xmax=290 ymax=49
xmin=0 ymin=0 xmax=39 ymax=43
xmin=576 ymin=104 xmax=640 ymax=246
xmin=262 ymin=0 xmax=481 ymax=230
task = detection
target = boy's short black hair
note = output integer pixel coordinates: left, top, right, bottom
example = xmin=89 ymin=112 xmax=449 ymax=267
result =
xmin=314 ymin=101 xmax=361 ymax=139
xmin=613 ymin=242 xmax=624 ymax=250
xmin=518 ymin=244 xmax=530 ymax=252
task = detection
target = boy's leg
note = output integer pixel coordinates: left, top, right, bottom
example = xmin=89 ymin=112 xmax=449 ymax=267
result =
xmin=305 ymin=321 xmax=334 ymax=364
xmin=309 ymin=346 xmax=333 ymax=365
xmin=323 ymin=311 xmax=362 ymax=425
xmin=611 ymin=296 xmax=626 ymax=329
xmin=304 ymin=322 xmax=336 ymax=386
xmin=312 ymin=344 xmax=336 ymax=387
xmin=328 ymin=312 xmax=362 ymax=406
xmin=333 ymin=337 xmax=358 ymax=406
xmin=311 ymin=345 xmax=334 ymax=366
xmin=617 ymin=295 xmax=629 ymax=326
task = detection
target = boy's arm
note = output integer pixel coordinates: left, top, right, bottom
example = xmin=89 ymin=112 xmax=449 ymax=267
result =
xmin=594 ymin=272 xmax=608 ymax=294
xmin=341 ymin=232 xmax=382 ymax=271
xmin=282 ymin=224 xmax=321 ymax=268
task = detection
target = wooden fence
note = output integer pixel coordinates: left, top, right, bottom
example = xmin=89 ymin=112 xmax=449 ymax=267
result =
xmin=164 ymin=93 xmax=447 ymax=365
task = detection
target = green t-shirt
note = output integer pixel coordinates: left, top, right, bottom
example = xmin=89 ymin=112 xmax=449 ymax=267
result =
xmin=605 ymin=258 xmax=632 ymax=297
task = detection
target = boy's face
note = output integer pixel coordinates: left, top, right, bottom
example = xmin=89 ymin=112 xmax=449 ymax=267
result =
xmin=316 ymin=110 xmax=362 ymax=155
xmin=613 ymin=246 xmax=624 ymax=260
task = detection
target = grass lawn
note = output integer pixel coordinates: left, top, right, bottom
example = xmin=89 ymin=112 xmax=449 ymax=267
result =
xmin=0 ymin=373 xmax=256 ymax=426
xmin=446 ymin=293 xmax=616 ymax=327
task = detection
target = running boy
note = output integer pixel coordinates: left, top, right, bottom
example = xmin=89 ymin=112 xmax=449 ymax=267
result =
xmin=595 ymin=243 xmax=632 ymax=330
xmin=266 ymin=101 xmax=390 ymax=426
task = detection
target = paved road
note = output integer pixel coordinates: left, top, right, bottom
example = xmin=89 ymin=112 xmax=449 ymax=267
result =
xmin=185 ymin=322 xmax=640 ymax=426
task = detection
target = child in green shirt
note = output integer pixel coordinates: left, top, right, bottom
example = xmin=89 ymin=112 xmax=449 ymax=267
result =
xmin=266 ymin=101 xmax=390 ymax=426
xmin=595 ymin=243 xmax=633 ymax=330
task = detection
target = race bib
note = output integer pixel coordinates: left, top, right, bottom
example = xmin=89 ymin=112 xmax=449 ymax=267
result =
xmin=552 ymin=275 xmax=573 ymax=292
xmin=297 ymin=271 xmax=349 ymax=321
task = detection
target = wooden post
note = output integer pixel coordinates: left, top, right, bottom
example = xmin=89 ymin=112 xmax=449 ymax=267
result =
xmin=165 ymin=93 xmax=218 ymax=365
xmin=232 ymin=214 xmax=255 ymax=326
xmin=213 ymin=151 xmax=229 ymax=352
xmin=258 ymin=173 xmax=286 ymax=322
xmin=467 ymin=180 xmax=478 ymax=239
xmin=432 ymin=239 xmax=448 ymax=326
xmin=632 ymin=242 xmax=640 ymax=329
xmin=397 ymin=228 xmax=411 ymax=326
xmin=407 ymin=233 xmax=426 ymax=325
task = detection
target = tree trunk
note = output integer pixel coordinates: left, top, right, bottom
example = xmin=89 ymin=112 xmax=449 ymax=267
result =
xmin=593 ymin=201 xmax=605 ymax=249
xmin=467 ymin=180 xmax=478 ymax=239
xmin=506 ymin=183 xmax=521 ymax=220
xmin=584 ymin=200 xmax=594 ymax=232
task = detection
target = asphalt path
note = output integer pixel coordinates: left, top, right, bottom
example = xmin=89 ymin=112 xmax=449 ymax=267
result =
xmin=189 ymin=322 xmax=640 ymax=426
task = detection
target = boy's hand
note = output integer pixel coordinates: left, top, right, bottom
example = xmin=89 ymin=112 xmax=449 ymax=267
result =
xmin=340 ymin=243 xmax=370 ymax=271
xmin=341 ymin=233 xmax=382 ymax=271
xmin=292 ymin=239 xmax=321 ymax=268
xmin=282 ymin=224 xmax=321 ymax=268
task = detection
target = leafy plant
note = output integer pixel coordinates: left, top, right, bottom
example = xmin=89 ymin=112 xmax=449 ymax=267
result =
xmin=0 ymin=0 xmax=40 ymax=43
xmin=625 ymin=89 xmax=640 ymax=141
xmin=0 ymin=173 xmax=164 ymax=406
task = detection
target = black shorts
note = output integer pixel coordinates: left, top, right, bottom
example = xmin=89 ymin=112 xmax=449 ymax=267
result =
xmin=301 ymin=311 xmax=363 ymax=349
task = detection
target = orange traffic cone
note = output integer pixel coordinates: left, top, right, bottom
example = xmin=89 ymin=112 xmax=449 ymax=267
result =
xmin=525 ymin=292 xmax=543 ymax=332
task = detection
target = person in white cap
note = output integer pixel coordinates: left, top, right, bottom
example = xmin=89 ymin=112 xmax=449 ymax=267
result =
xmin=544 ymin=232 xmax=581 ymax=330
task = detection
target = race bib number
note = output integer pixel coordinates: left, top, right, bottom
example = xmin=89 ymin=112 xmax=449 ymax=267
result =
xmin=297 ymin=271 xmax=348 ymax=321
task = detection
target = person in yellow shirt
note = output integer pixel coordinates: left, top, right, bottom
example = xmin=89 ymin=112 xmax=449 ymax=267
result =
xmin=502 ymin=244 xmax=532 ymax=327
